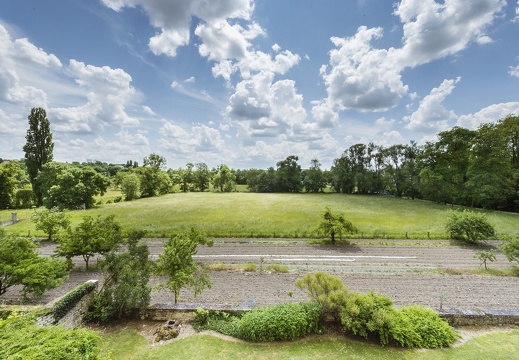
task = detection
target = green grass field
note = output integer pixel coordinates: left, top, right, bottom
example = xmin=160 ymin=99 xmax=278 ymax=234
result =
xmin=3 ymin=192 xmax=518 ymax=239
xmin=101 ymin=328 xmax=519 ymax=360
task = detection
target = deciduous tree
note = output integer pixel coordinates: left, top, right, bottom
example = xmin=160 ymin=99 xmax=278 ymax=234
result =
xmin=154 ymin=228 xmax=213 ymax=303
xmin=212 ymin=164 xmax=236 ymax=192
xmin=0 ymin=162 xmax=21 ymax=209
xmin=303 ymin=159 xmax=325 ymax=193
xmin=87 ymin=231 xmax=151 ymax=322
xmin=276 ymin=155 xmax=302 ymax=193
xmin=0 ymin=231 xmax=68 ymax=299
xmin=120 ymin=172 xmax=141 ymax=201
xmin=32 ymin=208 xmax=70 ymax=241
xmin=318 ymin=207 xmax=357 ymax=244
xmin=55 ymin=215 xmax=123 ymax=270
xmin=23 ymin=107 xmax=54 ymax=206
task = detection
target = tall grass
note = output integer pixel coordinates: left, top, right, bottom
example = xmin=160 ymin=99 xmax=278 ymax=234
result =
xmin=4 ymin=192 xmax=518 ymax=239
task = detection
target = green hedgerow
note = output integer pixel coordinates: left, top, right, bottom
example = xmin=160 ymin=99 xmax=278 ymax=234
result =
xmin=238 ymin=302 xmax=322 ymax=342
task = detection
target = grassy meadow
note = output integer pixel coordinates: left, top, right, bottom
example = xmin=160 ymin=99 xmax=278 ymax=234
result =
xmin=101 ymin=328 xmax=519 ymax=360
xmin=2 ymin=191 xmax=518 ymax=239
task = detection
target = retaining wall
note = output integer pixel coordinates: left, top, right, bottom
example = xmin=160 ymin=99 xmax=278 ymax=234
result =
xmin=37 ymin=280 xmax=98 ymax=329
xmin=140 ymin=303 xmax=519 ymax=328
xmin=438 ymin=308 xmax=519 ymax=327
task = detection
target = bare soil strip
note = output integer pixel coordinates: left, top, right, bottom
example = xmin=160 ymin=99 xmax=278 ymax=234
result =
xmin=4 ymin=239 xmax=517 ymax=312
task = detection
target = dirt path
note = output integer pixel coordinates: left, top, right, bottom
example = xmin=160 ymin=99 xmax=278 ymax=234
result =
xmin=4 ymin=239 xmax=518 ymax=311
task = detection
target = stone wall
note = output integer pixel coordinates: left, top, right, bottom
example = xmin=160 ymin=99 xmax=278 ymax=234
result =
xmin=141 ymin=301 xmax=255 ymax=322
xmin=140 ymin=303 xmax=519 ymax=328
xmin=37 ymin=280 xmax=98 ymax=329
xmin=439 ymin=308 xmax=519 ymax=327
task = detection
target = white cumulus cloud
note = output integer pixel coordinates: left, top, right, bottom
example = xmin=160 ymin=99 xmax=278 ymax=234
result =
xmin=404 ymin=77 xmax=460 ymax=132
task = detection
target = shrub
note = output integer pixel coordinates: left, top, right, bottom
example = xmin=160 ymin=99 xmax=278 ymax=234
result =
xmin=339 ymin=291 xmax=393 ymax=340
xmin=266 ymin=264 xmax=288 ymax=273
xmin=502 ymin=238 xmax=519 ymax=264
xmin=396 ymin=306 xmax=457 ymax=348
xmin=194 ymin=307 xmax=209 ymax=326
xmin=295 ymin=272 xmax=349 ymax=317
xmin=241 ymin=263 xmax=257 ymax=272
xmin=238 ymin=302 xmax=322 ymax=342
xmin=445 ymin=209 xmax=495 ymax=243
xmin=296 ymin=273 xmax=457 ymax=349
xmin=0 ymin=313 xmax=105 ymax=360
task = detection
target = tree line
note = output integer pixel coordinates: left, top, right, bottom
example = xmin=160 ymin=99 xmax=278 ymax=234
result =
xmin=0 ymin=108 xmax=518 ymax=212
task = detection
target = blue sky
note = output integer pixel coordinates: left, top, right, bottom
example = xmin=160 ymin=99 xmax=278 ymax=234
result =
xmin=1 ymin=0 xmax=518 ymax=170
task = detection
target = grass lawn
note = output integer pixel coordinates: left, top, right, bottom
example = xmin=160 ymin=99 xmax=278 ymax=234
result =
xmin=101 ymin=328 xmax=519 ymax=360
xmin=3 ymin=192 xmax=518 ymax=239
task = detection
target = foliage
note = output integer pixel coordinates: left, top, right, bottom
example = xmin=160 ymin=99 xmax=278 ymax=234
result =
xmin=23 ymin=107 xmax=54 ymax=206
xmin=14 ymin=188 xmax=37 ymax=209
xmin=394 ymin=306 xmax=457 ymax=348
xmin=193 ymin=307 xmax=210 ymax=326
xmin=445 ymin=210 xmax=495 ymax=243
xmin=32 ymin=208 xmax=70 ymax=241
xmin=86 ymin=231 xmax=151 ymax=322
xmin=237 ymin=302 xmax=322 ymax=342
xmin=501 ymin=238 xmax=519 ymax=264
xmin=154 ymin=228 xmax=214 ymax=303
xmin=138 ymin=153 xmax=170 ymax=197
xmin=55 ymin=215 xmax=123 ymax=270
xmin=474 ymin=249 xmax=496 ymax=270
xmin=265 ymin=264 xmax=288 ymax=273
xmin=194 ymin=162 xmax=211 ymax=192
xmin=0 ymin=231 xmax=68 ymax=299
xmin=297 ymin=273 xmax=456 ymax=349
xmin=37 ymin=162 xmax=110 ymax=210
xmin=212 ymin=164 xmax=236 ymax=192
xmin=53 ymin=281 xmax=97 ymax=323
xmin=120 ymin=172 xmax=141 ymax=201
xmin=295 ymin=272 xmax=349 ymax=317
xmin=339 ymin=291 xmax=393 ymax=340
xmin=0 ymin=312 xmax=107 ymax=360
xmin=0 ymin=161 xmax=22 ymax=209
xmin=303 ymin=159 xmax=326 ymax=193
xmin=318 ymin=207 xmax=357 ymax=244
xmin=276 ymin=155 xmax=302 ymax=193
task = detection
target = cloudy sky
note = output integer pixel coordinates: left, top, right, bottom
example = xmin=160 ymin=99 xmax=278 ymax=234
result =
xmin=1 ymin=0 xmax=518 ymax=169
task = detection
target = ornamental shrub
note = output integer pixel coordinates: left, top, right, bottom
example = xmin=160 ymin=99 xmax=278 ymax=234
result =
xmin=238 ymin=302 xmax=322 ymax=342
xmin=339 ymin=291 xmax=393 ymax=339
xmin=445 ymin=209 xmax=495 ymax=243
xmin=396 ymin=306 xmax=457 ymax=348
xmin=0 ymin=312 xmax=106 ymax=360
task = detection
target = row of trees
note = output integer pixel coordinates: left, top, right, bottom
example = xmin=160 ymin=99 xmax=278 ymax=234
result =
xmin=1 ymin=108 xmax=517 ymax=212
xmin=243 ymin=116 xmax=519 ymax=212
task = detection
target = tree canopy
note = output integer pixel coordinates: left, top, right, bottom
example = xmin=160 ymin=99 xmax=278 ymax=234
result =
xmin=23 ymin=107 xmax=54 ymax=206
xmin=0 ymin=231 xmax=68 ymax=299
xmin=154 ymin=228 xmax=213 ymax=303
xmin=55 ymin=215 xmax=123 ymax=269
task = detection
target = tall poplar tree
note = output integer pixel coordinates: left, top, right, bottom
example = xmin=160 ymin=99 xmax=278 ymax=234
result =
xmin=23 ymin=107 xmax=54 ymax=206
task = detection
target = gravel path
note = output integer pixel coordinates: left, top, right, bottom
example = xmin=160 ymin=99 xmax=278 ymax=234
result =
xmin=3 ymin=239 xmax=518 ymax=311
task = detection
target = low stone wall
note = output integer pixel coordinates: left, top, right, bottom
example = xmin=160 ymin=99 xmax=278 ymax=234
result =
xmin=438 ymin=308 xmax=519 ymax=327
xmin=141 ymin=303 xmax=519 ymax=328
xmin=141 ymin=300 xmax=256 ymax=321
xmin=37 ymin=280 xmax=98 ymax=329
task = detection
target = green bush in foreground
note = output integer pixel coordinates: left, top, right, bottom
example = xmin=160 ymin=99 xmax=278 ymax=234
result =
xmin=297 ymin=272 xmax=457 ymax=348
xmin=0 ymin=312 xmax=107 ymax=360
xmin=238 ymin=302 xmax=322 ymax=342
xmin=195 ymin=302 xmax=322 ymax=342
